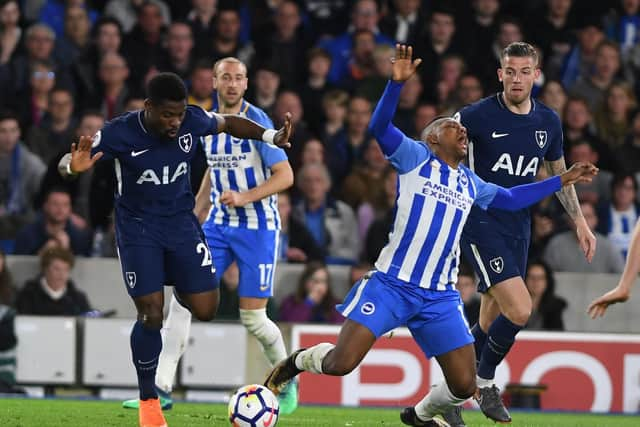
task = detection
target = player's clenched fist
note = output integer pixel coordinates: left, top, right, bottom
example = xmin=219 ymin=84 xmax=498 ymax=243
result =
xmin=220 ymin=190 xmax=248 ymax=208
xmin=560 ymin=162 xmax=598 ymax=186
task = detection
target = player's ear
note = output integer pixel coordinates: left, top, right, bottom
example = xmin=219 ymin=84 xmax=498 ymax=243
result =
xmin=426 ymin=132 xmax=438 ymax=146
xmin=497 ymin=68 xmax=503 ymax=82
xmin=534 ymin=68 xmax=541 ymax=80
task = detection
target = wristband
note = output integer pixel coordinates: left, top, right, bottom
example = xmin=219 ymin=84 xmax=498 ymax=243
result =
xmin=262 ymin=129 xmax=277 ymax=144
xmin=66 ymin=162 xmax=76 ymax=176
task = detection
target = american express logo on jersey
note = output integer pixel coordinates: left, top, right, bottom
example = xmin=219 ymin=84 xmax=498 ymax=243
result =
xmin=208 ymin=153 xmax=249 ymax=169
xmin=422 ymin=179 xmax=474 ymax=210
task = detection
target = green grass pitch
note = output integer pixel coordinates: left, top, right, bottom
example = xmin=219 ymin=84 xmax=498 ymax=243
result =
xmin=0 ymin=398 xmax=638 ymax=426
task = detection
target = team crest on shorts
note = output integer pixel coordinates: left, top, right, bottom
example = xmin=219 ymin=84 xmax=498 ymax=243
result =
xmin=361 ymin=302 xmax=376 ymax=315
xmin=489 ymin=257 xmax=504 ymax=274
xmin=535 ymin=130 xmax=547 ymax=148
xmin=126 ymin=272 xmax=137 ymax=288
xmin=178 ymin=133 xmax=193 ymax=153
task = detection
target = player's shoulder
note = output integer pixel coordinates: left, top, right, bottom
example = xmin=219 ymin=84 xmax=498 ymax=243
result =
xmin=244 ymin=102 xmax=273 ymax=126
xmin=101 ymin=110 xmax=140 ymax=138
xmin=533 ymin=99 xmax=562 ymax=127
xmin=185 ymin=104 xmax=210 ymax=119
xmin=456 ymin=95 xmax=500 ymax=123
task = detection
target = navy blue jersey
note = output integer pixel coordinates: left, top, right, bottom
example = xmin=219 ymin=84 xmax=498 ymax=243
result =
xmin=456 ymin=94 xmax=564 ymax=238
xmin=90 ymin=105 xmax=218 ymax=219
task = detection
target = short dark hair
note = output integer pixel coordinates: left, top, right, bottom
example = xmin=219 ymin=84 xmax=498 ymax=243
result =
xmin=0 ymin=109 xmax=19 ymax=124
xmin=40 ymin=246 xmax=75 ymax=271
xmin=146 ymin=72 xmax=187 ymax=105
xmin=500 ymin=41 xmax=538 ymax=66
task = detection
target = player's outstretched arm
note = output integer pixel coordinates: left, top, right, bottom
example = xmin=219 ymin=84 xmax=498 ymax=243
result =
xmin=588 ymin=218 xmax=640 ymax=318
xmin=368 ymin=44 xmax=422 ymax=157
xmin=545 ymin=157 xmax=597 ymax=262
xmin=489 ymin=162 xmax=598 ymax=211
xmin=57 ymin=135 xmax=103 ymax=178
xmin=194 ymin=168 xmax=213 ymax=224
xmin=216 ymin=113 xmax=293 ymax=148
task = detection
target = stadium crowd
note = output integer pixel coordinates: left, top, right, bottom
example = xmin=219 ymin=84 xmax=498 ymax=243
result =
xmin=0 ymin=0 xmax=639 ymax=342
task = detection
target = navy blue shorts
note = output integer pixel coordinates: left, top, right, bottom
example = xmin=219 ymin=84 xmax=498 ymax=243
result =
xmin=460 ymin=228 xmax=529 ymax=293
xmin=336 ymin=271 xmax=473 ymax=358
xmin=115 ymin=211 xmax=218 ymax=298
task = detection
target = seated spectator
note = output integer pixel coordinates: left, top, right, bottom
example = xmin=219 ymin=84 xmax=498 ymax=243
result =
xmin=13 ymin=187 xmax=92 ymax=256
xmin=216 ymin=262 xmax=277 ymax=320
xmin=544 ymin=201 xmax=624 ymax=273
xmin=187 ymin=60 xmax=215 ymax=111
xmin=435 ymin=54 xmax=466 ymax=115
xmin=341 ymin=139 xmax=388 ymax=210
xmin=0 ymin=110 xmax=46 ymax=242
xmin=455 ymin=263 xmax=479 ymax=326
xmin=53 ymin=5 xmax=92 ymax=67
xmin=538 ymin=79 xmax=567 ymax=119
xmin=93 ymin=52 xmax=131 ymax=120
xmin=594 ymin=81 xmax=636 ymax=149
xmin=299 ymin=48 xmax=334 ymax=135
xmin=319 ymin=89 xmax=348 ymax=146
xmin=14 ymin=59 xmax=57 ymax=131
xmin=412 ymin=103 xmax=438 ymax=139
xmin=299 ymin=138 xmax=325 ymax=168
xmin=105 ymin=0 xmax=171 ymax=34
xmin=567 ymin=139 xmax=613 ymax=205
xmin=248 ymin=63 xmax=280 ymax=119
xmin=15 ymin=246 xmax=91 ymax=316
xmin=349 ymin=261 xmax=373 ymax=288
xmin=292 ymin=163 xmax=359 ymax=264
xmin=358 ymin=165 xmax=397 ymax=245
xmin=0 ymin=0 xmax=23 ymax=66
xmin=524 ymin=259 xmax=567 ymax=331
xmin=597 ymin=173 xmax=640 ymax=259
xmin=155 ymin=21 xmax=194 ymax=80
xmin=0 ymin=248 xmax=15 ymax=306
xmin=272 ymin=90 xmax=313 ymax=172
xmin=355 ymin=44 xmax=394 ymax=104
xmin=277 ymin=191 xmax=324 ymax=263
xmin=615 ymin=109 xmax=640 ymax=174
xmin=278 ymin=261 xmax=344 ymax=324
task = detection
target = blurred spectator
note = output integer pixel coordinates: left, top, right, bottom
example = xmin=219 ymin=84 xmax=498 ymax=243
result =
xmin=560 ymin=16 xmax=605 ymax=89
xmin=524 ymin=259 xmax=567 ymax=331
xmin=394 ymin=73 xmax=423 ymax=133
xmin=604 ymin=0 xmax=640 ymax=60
xmin=529 ymin=207 xmax=557 ymax=260
xmin=569 ymin=40 xmax=622 ymax=112
xmin=25 ymin=87 xmax=76 ymax=165
xmin=348 ymin=261 xmax=373 ymax=289
xmin=155 ymin=21 xmax=194 ymax=80
xmin=594 ymin=81 xmax=636 ymax=148
xmin=248 ymin=63 xmax=280 ymax=119
xmin=342 ymin=29 xmax=376 ymax=90
xmin=326 ymin=96 xmax=371 ymax=188
xmin=53 ymin=5 xmax=92 ymax=67
xmin=528 ymin=0 xmax=576 ymax=80
xmin=567 ymin=139 xmax=613 ymax=205
xmin=123 ymin=95 xmax=144 ymax=111
xmin=435 ymin=54 xmax=464 ymax=115
xmin=615 ymin=109 xmax=640 ymax=174
xmin=299 ymin=137 xmax=325 ymax=167
xmin=341 ymin=139 xmax=388 ymax=210
xmin=277 ymin=191 xmax=324 ymax=263
xmin=299 ymin=47 xmax=334 ymax=135
xmin=358 ymin=165 xmax=397 ymax=246
xmin=538 ymin=79 xmax=567 ymax=119
xmin=272 ymin=90 xmax=312 ymax=171
xmin=186 ymin=0 xmax=217 ymax=58
xmin=293 ymin=163 xmax=359 ymax=264
xmin=14 ymin=187 xmax=92 ymax=256
xmin=463 ymin=0 xmax=501 ymax=80
xmin=121 ymin=0 xmax=167 ymax=89
xmin=0 ymin=302 xmax=18 ymax=392
xmin=93 ymin=52 xmax=131 ymax=119
xmin=544 ymin=201 xmax=624 ymax=272
xmin=318 ymin=0 xmax=393 ymax=85
xmin=71 ymin=16 xmax=123 ymax=108
xmin=0 ymin=110 xmax=45 ymax=240
xmin=38 ymin=0 xmax=98 ymax=38
xmin=215 ymin=262 xmax=277 ymax=320
xmin=187 ymin=60 xmax=214 ymax=110
xmin=278 ymin=261 xmax=344 ymax=323
xmin=380 ymin=0 xmax=423 ymax=45
xmin=412 ymin=103 xmax=438 ymax=139
xmin=355 ymin=43 xmax=393 ymax=103
xmin=456 ymin=73 xmax=484 ymax=108
xmin=319 ymin=89 xmax=348 ymax=146
xmin=455 ymin=263 xmax=480 ymax=326
xmin=481 ymin=16 xmax=525 ymax=94
xmin=0 ymin=248 xmax=14 ymax=305
xmin=597 ymin=173 xmax=640 ymax=259
xmin=14 ymin=59 xmax=57 ymax=131
xmin=301 ymin=0 xmax=350 ymax=40
xmin=105 ymin=0 xmax=171 ymax=34
xmin=15 ymin=246 xmax=91 ymax=315
xmin=0 ymin=0 xmax=22 ymax=65
xmin=207 ymin=7 xmax=253 ymax=66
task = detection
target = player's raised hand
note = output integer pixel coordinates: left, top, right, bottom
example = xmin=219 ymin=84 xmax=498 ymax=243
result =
xmin=273 ymin=112 xmax=293 ymax=149
xmin=220 ymin=190 xmax=248 ymax=208
xmin=391 ymin=44 xmax=422 ymax=83
xmin=70 ymin=135 xmax=103 ymax=173
xmin=587 ymin=285 xmax=630 ymax=319
xmin=560 ymin=162 xmax=598 ymax=186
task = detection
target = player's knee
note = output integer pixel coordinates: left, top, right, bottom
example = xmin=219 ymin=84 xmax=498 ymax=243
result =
xmin=191 ymin=304 xmax=218 ymax=322
xmin=504 ymin=305 xmax=531 ymax=326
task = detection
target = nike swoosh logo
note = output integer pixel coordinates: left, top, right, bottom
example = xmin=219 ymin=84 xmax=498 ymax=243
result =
xmin=491 ymin=132 xmax=509 ymax=138
xmin=131 ymin=149 xmax=150 ymax=157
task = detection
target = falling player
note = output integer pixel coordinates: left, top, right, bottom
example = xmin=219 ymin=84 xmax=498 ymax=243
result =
xmin=263 ymin=44 xmax=597 ymax=427
xmin=122 ymin=57 xmax=298 ymax=414
xmin=58 ymin=72 xmax=292 ymax=427
xmin=455 ymin=42 xmax=597 ymax=425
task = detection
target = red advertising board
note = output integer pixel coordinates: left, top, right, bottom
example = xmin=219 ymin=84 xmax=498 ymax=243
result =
xmin=291 ymin=325 xmax=640 ymax=413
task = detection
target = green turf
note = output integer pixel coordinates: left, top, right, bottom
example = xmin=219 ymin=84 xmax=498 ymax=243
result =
xmin=0 ymin=398 xmax=638 ymax=426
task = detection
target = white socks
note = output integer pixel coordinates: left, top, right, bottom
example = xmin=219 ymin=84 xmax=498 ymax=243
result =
xmin=239 ymin=308 xmax=287 ymax=366
xmin=415 ymin=381 xmax=467 ymax=421
xmin=293 ymin=343 xmax=335 ymax=374
xmin=476 ymin=376 xmax=494 ymax=388
xmin=155 ymin=295 xmax=192 ymax=394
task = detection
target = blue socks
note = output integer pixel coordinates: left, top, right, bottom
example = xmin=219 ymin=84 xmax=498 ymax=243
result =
xmin=471 ymin=323 xmax=487 ymax=368
xmin=477 ymin=315 xmax=522 ymax=380
xmin=131 ymin=320 xmax=163 ymax=400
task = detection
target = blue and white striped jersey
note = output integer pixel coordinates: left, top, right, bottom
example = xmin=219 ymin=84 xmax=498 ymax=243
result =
xmin=202 ymin=99 xmax=287 ymax=230
xmin=375 ymin=135 xmax=499 ymax=291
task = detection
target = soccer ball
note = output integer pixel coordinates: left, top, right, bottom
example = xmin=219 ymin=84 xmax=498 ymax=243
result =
xmin=228 ymin=384 xmax=279 ymax=427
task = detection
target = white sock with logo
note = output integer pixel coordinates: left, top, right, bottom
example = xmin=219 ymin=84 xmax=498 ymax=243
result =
xmin=293 ymin=343 xmax=335 ymax=374
xmin=155 ymin=295 xmax=192 ymax=393
xmin=239 ymin=308 xmax=287 ymax=366
xmin=415 ymin=381 xmax=467 ymax=420
xmin=476 ymin=376 xmax=494 ymax=388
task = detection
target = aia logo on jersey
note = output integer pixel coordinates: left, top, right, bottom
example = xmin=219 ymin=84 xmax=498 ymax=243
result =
xmin=489 ymin=257 xmax=504 ymax=274
xmin=125 ymin=272 xmax=136 ymax=288
xmin=535 ymin=130 xmax=547 ymax=148
xmin=178 ymin=133 xmax=193 ymax=153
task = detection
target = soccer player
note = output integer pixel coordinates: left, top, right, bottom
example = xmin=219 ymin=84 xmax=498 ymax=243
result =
xmin=263 ymin=44 xmax=597 ymax=427
xmin=122 ymin=57 xmax=298 ymax=414
xmin=588 ymin=218 xmax=640 ymax=318
xmin=455 ymin=41 xmax=597 ymax=424
xmin=58 ymin=72 xmax=292 ymax=427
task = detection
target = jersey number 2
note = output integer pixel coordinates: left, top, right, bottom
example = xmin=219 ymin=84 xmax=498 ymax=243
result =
xmin=196 ymin=242 xmax=212 ymax=267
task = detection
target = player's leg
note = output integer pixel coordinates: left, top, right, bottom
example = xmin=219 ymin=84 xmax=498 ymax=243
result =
xmin=402 ymin=290 xmax=475 ymax=427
